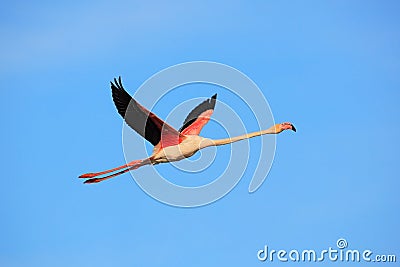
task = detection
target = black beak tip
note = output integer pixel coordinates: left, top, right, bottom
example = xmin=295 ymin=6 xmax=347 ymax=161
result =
xmin=291 ymin=124 xmax=297 ymax=132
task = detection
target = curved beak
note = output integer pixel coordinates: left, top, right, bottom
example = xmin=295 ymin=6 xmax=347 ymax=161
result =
xmin=291 ymin=124 xmax=297 ymax=132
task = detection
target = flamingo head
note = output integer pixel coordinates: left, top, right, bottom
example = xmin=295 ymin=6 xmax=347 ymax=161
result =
xmin=274 ymin=122 xmax=296 ymax=133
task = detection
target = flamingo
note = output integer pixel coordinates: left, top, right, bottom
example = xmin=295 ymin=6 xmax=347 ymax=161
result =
xmin=79 ymin=77 xmax=296 ymax=184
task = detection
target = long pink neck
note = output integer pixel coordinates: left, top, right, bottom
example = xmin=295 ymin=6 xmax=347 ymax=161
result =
xmin=209 ymin=126 xmax=277 ymax=147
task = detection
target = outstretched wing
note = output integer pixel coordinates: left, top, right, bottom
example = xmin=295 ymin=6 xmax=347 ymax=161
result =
xmin=111 ymin=77 xmax=181 ymax=147
xmin=179 ymin=94 xmax=217 ymax=136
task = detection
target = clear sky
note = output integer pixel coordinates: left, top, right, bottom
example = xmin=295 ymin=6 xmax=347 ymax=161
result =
xmin=1 ymin=1 xmax=399 ymax=266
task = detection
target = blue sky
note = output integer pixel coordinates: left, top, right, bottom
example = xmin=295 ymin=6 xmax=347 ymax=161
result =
xmin=1 ymin=1 xmax=399 ymax=266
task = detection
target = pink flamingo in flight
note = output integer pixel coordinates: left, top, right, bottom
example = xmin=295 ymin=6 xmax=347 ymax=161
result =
xmin=79 ymin=77 xmax=296 ymax=184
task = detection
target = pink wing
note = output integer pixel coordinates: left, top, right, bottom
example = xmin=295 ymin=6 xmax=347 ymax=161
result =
xmin=179 ymin=94 xmax=217 ymax=136
xmin=111 ymin=77 xmax=182 ymax=148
